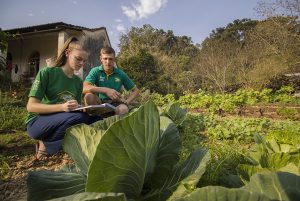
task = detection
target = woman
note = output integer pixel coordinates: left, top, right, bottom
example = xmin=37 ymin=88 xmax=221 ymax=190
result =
xmin=26 ymin=36 xmax=100 ymax=161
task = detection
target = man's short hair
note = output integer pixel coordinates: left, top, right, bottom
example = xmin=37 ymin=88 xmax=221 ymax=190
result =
xmin=100 ymin=47 xmax=115 ymax=55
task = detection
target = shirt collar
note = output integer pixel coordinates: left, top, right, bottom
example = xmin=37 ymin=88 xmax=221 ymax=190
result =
xmin=99 ymin=65 xmax=118 ymax=74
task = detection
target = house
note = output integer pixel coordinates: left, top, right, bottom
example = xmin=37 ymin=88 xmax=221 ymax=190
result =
xmin=4 ymin=22 xmax=111 ymax=82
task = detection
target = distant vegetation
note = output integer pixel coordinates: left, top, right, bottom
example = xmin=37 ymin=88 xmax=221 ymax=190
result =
xmin=117 ymin=0 xmax=300 ymax=95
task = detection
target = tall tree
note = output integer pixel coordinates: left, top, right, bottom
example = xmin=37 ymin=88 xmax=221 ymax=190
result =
xmin=118 ymin=24 xmax=200 ymax=94
xmin=240 ymin=16 xmax=300 ymax=89
xmin=117 ymin=49 xmax=159 ymax=91
xmin=194 ymin=19 xmax=258 ymax=92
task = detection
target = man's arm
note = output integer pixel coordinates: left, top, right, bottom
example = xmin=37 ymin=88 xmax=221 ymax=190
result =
xmin=124 ymin=86 xmax=140 ymax=105
xmin=83 ymin=82 xmax=121 ymax=100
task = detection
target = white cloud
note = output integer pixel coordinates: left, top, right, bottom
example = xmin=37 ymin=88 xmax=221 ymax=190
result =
xmin=122 ymin=0 xmax=168 ymax=21
xmin=28 ymin=13 xmax=34 ymax=17
xmin=115 ymin=19 xmax=122 ymax=23
xmin=116 ymin=24 xmax=126 ymax=33
xmin=72 ymin=1 xmax=78 ymax=5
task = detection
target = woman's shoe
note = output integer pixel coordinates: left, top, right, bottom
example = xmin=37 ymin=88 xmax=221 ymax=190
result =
xmin=35 ymin=141 xmax=50 ymax=161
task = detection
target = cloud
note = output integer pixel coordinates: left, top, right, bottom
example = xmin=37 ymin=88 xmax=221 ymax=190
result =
xmin=72 ymin=1 xmax=78 ymax=5
xmin=115 ymin=19 xmax=122 ymax=23
xmin=122 ymin=0 xmax=168 ymax=21
xmin=28 ymin=13 xmax=34 ymax=17
xmin=116 ymin=24 xmax=126 ymax=33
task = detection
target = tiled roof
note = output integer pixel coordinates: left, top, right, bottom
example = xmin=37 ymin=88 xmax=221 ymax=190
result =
xmin=4 ymin=22 xmax=105 ymax=34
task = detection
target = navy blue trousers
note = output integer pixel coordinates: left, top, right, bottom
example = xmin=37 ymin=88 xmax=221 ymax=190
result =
xmin=27 ymin=111 xmax=101 ymax=155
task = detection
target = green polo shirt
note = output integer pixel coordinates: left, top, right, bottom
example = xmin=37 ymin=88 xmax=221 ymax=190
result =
xmin=85 ymin=65 xmax=135 ymax=100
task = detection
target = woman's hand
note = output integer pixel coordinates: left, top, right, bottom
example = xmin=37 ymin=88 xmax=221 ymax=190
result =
xmin=61 ymin=100 xmax=79 ymax=112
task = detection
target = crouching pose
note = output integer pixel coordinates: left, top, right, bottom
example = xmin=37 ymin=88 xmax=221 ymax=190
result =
xmin=26 ymin=36 xmax=101 ymax=161
xmin=83 ymin=47 xmax=140 ymax=116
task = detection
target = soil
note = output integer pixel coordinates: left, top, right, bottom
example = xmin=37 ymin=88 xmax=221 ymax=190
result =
xmin=189 ymin=104 xmax=300 ymax=121
xmin=0 ymin=144 xmax=73 ymax=201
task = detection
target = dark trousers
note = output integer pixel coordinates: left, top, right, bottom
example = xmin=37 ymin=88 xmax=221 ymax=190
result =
xmin=27 ymin=111 xmax=101 ymax=155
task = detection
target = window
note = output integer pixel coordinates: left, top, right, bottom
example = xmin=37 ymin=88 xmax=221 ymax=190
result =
xmin=28 ymin=51 xmax=40 ymax=77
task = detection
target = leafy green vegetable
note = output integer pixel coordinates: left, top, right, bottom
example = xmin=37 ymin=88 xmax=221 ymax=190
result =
xmin=27 ymin=101 xmax=210 ymax=201
xmin=237 ymin=133 xmax=300 ymax=182
xmin=175 ymin=172 xmax=300 ymax=201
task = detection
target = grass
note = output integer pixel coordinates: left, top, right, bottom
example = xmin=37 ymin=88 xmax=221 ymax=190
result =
xmin=0 ymin=130 xmax=34 ymax=182
xmin=0 ymin=131 xmax=34 ymax=151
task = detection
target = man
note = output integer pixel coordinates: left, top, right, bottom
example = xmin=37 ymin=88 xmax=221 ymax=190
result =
xmin=83 ymin=47 xmax=140 ymax=115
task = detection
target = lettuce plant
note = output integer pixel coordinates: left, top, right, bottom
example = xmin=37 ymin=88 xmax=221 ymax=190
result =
xmin=27 ymin=101 xmax=211 ymax=201
xmin=237 ymin=133 xmax=300 ymax=182
xmin=175 ymin=172 xmax=300 ymax=201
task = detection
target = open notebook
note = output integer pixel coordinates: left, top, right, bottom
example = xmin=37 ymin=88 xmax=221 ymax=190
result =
xmin=73 ymin=103 xmax=116 ymax=114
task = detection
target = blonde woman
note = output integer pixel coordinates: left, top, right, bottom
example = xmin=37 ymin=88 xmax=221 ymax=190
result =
xmin=26 ymin=36 xmax=101 ymax=161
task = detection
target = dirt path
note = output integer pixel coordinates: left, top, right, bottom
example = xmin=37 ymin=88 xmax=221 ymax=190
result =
xmin=0 ymin=146 xmax=73 ymax=201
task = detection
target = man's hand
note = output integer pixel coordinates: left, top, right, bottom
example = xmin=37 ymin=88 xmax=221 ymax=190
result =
xmin=106 ymin=88 xmax=121 ymax=100
xmin=61 ymin=100 xmax=79 ymax=112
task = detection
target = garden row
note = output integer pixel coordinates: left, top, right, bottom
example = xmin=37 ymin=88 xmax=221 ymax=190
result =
xmin=25 ymin=102 xmax=299 ymax=201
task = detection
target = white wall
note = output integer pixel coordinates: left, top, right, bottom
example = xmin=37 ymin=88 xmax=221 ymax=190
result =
xmin=8 ymin=32 xmax=58 ymax=81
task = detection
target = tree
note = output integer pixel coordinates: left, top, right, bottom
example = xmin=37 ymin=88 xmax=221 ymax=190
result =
xmin=256 ymin=0 xmax=300 ymax=18
xmin=241 ymin=16 xmax=300 ymax=89
xmin=118 ymin=24 xmax=200 ymax=94
xmin=118 ymin=49 xmax=159 ymax=91
xmin=194 ymin=19 xmax=258 ymax=92
xmin=195 ymin=16 xmax=300 ymax=91
xmin=0 ymin=30 xmax=9 ymax=71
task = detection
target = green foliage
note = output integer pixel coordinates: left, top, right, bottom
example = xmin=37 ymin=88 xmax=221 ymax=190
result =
xmin=199 ymin=140 xmax=247 ymax=187
xmin=0 ymin=30 xmax=9 ymax=72
xmin=0 ymin=155 xmax=9 ymax=181
xmin=118 ymin=24 xmax=200 ymax=94
xmin=177 ymin=172 xmax=300 ymax=201
xmin=119 ymin=24 xmax=199 ymax=57
xmin=162 ymin=102 xmax=187 ymax=127
xmin=118 ymin=49 xmax=159 ymax=91
xmin=0 ymin=131 xmax=34 ymax=151
xmin=237 ymin=133 xmax=300 ymax=182
xmin=169 ymin=87 xmax=300 ymax=115
xmin=206 ymin=118 xmax=271 ymax=142
xmin=276 ymin=107 xmax=298 ymax=120
xmin=116 ymin=16 xmax=300 ymax=94
xmin=150 ymin=92 xmax=176 ymax=107
xmin=209 ymin=18 xmax=258 ymax=42
xmin=258 ymin=88 xmax=273 ymax=103
xmin=266 ymin=129 xmax=300 ymax=146
xmin=0 ymin=105 xmax=26 ymax=131
xmin=0 ymin=90 xmax=27 ymax=132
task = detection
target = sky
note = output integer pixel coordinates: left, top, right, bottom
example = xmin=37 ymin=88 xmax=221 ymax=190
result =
xmin=0 ymin=0 xmax=262 ymax=51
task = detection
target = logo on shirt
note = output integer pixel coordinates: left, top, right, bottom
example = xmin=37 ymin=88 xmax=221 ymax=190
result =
xmin=31 ymin=80 xmax=40 ymax=91
xmin=115 ymin=77 xmax=121 ymax=82
xmin=57 ymin=91 xmax=76 ymax=103
xmin=99 ymin=76 xmax=105 ymax=82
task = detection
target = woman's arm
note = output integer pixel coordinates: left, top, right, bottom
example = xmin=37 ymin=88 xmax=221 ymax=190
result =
xmin=27 ymin=97 xmax=79 ymax=113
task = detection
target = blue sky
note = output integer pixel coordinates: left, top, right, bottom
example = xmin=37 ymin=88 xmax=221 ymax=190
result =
xmin=0 ymin=0 xmax=262 ymax=50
